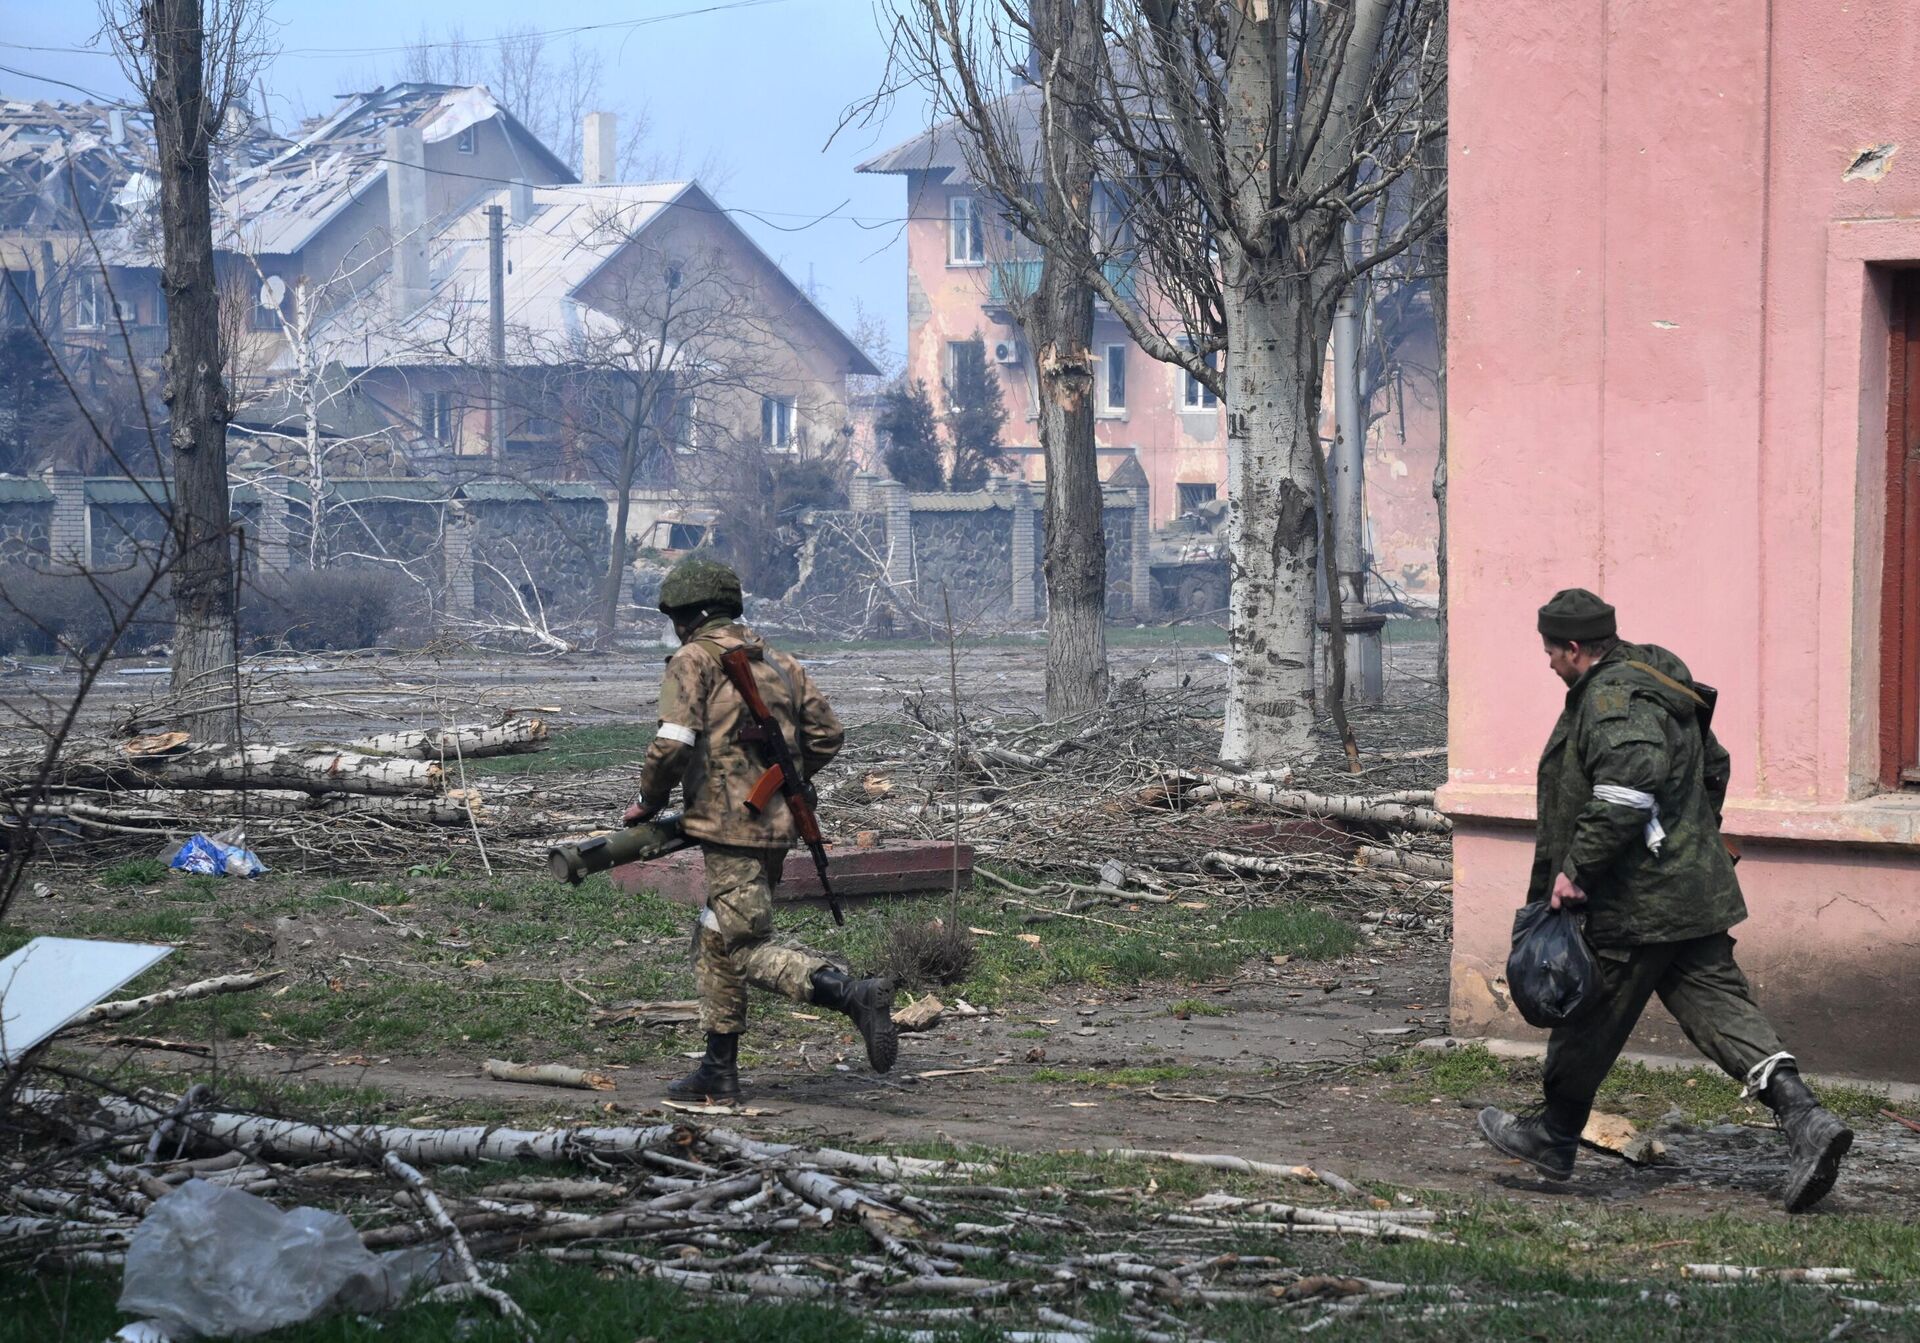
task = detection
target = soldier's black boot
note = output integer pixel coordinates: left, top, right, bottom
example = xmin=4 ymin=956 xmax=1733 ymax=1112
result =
xmin=1759 ymin=1067 xmax=1852 ymax=1213
xmin=667 ymin=1032 xmax=741 ymax=1102
xmin=809 ymin=967 xmax=898 ymax=1073
xmin=1477 ymin=1100 xmax=1583 ymax=1181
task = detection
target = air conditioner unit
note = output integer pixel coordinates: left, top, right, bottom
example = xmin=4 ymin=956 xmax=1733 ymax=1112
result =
xmin=992 ymin=340 xmax=1022 ymax=365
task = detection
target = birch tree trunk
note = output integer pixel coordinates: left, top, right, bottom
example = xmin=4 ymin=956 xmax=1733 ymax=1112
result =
xmin=1031 ymin=0 xmax=1108 ymax=718
xmin=148 ymin=0 xmax=238 ymax=739
xmin=1220 ymin=259 xmax=1331 ymax=764
xmin=598 ymin=379 xmax=646 ymax=643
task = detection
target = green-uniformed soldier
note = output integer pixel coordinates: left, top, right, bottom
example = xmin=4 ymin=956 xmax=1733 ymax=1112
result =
xmin=1477 ymin=589 xmax=1852 ymax=1212
xmin=624 ymin=557 xmax=897 ymax=1101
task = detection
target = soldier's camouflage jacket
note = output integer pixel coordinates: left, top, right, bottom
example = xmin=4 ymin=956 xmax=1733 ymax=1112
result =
xmin=1527 ymin=642 xmax=1746 ymax=947
xmin=637 ymin=617 xmax=844 ymax=847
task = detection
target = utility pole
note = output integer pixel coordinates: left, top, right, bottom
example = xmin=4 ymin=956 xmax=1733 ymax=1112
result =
xmin=1327 ymin=217 xmax=1385 ymax=705
xmin=486 ymin=203 xmax=506 ymax=467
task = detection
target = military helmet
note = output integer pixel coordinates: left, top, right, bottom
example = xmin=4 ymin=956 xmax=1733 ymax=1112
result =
xmin=657 ymin=556 xmax=744 ymax=618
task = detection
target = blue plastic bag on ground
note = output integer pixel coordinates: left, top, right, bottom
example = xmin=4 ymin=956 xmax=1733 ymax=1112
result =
xmin=1507 ymin=901 xmax=1600 ymax=1028
xmin=166 ymin=830 xmax=267 ymax=879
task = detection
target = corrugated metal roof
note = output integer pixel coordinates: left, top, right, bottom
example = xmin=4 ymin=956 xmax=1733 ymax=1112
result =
xmin=460 ymin=481 xmax=604 ymax=502
xmin=0 ymin=478 xmax=52 ymax=503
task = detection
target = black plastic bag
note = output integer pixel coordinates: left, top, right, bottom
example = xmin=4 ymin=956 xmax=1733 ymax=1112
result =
xmin=1507 ymin=902 xmax=1600 ymax=1027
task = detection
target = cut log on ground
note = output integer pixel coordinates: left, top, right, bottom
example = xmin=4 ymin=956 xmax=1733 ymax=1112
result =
xmin=0 ymin=744 xmax=444 ymax=796
xmin=483 ymin=1059 xmax=616 ymax=1091
xmin=1354 ymin=846 xmax=1452 ymax=880
xmin=347 ymin=719 xmax=549 ymax=761
xmin=1168 ymin=774 xmax=1451 ymax=833
xmin=70 ymin=971 xmax=284 ymax=1028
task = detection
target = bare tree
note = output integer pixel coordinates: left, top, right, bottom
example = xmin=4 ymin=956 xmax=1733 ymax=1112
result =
xmin=877 ymin=0 xmax=1113 ymax=717
xmin=1055 ymin=0 xmax=1443 ymax=763
xmin=398 ymin=24 xmax=727 ymax=186
xmin=512 ymin=214 xmax=795 ymax=639
xmin=101 ymin=0 xmax=267 ymax=738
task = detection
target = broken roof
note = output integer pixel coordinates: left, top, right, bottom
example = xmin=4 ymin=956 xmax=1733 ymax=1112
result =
xmin=303 ymin=179 xmax=879 ymax=378
xmin=219 ymin=83 xmax=573 ymax=258
xmin=0 ymin=96 xmax=287 ymax=234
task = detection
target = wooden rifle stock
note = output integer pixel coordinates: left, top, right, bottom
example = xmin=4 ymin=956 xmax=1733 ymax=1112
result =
xmin=718 ymin=646 xmax=842 ymax=924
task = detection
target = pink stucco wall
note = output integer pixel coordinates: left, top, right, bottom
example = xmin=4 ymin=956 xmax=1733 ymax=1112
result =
xmin=1444 ymin=0 xmax=1920 ymax=1078
xmin=890 ymin=175 xmax=1441 ymax=599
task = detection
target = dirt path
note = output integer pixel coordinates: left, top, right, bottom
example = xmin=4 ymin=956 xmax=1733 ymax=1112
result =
xmin=110 ymin=929 xmax=1920 ymax=1224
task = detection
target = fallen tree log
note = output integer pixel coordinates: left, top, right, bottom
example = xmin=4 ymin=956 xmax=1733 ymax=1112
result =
xmin=483 ymin=1059 xmax=616 ymax=1091
xmin=0 ymin=744 xmax=443 ymax=796
xmin=9 ymin=788 xmax=483 ymax=826
xmin=1354 ymin=846 xmax=1452 ymax=880
xmin=347 ymin=719 xmax=549 ymax=761
xmin=1170 ymin=774 xmax=1451 ymax=833
xmin=72 ymin=971 xmax=284 ymax=1028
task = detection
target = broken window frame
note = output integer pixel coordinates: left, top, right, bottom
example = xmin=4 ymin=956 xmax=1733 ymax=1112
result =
xmin=74 ymin=272 xmax=105 ymax=329
xmin=456 ymin=126 xmax=477 ymax=155
xmin=1177 ymin=481 xmax=1218 ymax=513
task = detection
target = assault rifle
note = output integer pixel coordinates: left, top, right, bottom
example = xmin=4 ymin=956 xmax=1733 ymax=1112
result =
xmin=717 ymin=645 xmax=842 ymax=925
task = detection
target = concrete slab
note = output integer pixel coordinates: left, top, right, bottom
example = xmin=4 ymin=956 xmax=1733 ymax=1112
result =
xmin=610 ymin=840 xmax=974 ymax=907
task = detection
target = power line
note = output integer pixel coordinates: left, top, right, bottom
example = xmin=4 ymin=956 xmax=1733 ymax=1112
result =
xmin=0 ymin=0 xmax=798 ymax=62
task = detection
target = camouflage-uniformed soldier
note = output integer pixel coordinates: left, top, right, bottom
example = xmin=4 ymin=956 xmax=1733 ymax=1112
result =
xmin=1477 ymin=590 xmax=1852 ymax=1212
xmin=625 ymin=557 xmax=897 ymax=1101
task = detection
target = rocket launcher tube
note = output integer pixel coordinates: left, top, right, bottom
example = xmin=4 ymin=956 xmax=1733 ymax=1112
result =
xmin=547 ymin=811 xmax=690 ymax=885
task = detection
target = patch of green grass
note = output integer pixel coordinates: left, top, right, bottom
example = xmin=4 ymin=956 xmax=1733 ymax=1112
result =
xmin=72 ymin=906 xmax=198 ymax=943
xmin=1372 ymin=1042 xmax=1514 ymax=1101
xmin=1032 ymin=1064 xmax=1201 ymax=1088
xmin=456 ymin=723 xmax=658 ymax=777
xmin=1168 ymin=997 xmax=1230 ymax=1018
xmin=99 ymin=857 xmax=169 ymax=887
xmin=825 ymin=886 xmax=1355 ymax=1001
xmin=1383 ymin=616 xmax=1439 ymax=644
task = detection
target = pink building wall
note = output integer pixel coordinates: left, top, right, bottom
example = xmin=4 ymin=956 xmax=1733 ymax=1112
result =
xmin=1444 ymin=0 xmax=1920 ymax=1078
xmin=887 ymin=174 xmax=1441 ymax=600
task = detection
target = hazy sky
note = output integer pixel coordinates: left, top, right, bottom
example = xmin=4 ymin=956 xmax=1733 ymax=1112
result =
xmin=1 ymin=0 xmax=929 ymax=357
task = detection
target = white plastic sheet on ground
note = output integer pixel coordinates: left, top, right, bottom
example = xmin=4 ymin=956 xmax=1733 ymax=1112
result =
xmin=117 ymin=1180 xmax=436 ymax=1339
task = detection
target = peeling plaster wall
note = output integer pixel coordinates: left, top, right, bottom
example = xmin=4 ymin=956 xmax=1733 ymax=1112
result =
xmin=1446 ymin=0 xmax=1920 ymax=1080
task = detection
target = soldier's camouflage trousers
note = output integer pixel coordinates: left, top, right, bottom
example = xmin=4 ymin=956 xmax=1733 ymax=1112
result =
xmin=1544 ymin=930 xmax=1786 ymax=1123
xmin=694 ymin=843 xmax=829 ymax=1035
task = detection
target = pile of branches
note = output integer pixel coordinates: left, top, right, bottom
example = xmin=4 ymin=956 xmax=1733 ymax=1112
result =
xmin=5 ymin=1078 xmax=1444 ymax=1339
xmin=819 ymin=681 xmax=1453 ymax=923
xmin=0 ymin=716 xmax=549 ymax=859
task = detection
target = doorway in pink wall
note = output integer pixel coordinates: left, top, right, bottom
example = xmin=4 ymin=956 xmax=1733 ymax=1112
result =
xmin=1884 ymin=270 xmax=1920 ymax=788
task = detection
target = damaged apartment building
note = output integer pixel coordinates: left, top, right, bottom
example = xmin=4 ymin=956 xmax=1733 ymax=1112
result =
xmin=0 ymin=84 xmax=876 ymax=614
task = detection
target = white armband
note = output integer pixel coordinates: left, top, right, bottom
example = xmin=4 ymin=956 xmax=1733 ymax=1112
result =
xmin=657 ymin=722 xmax=697 ymax=747
xmin=1592 ymin=783 xmax=1665 ymax=854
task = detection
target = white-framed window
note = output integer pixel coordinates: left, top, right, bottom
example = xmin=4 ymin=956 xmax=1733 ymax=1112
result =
xmin=75 ymin=272 xmax=104 ymax=329
xmin=422 ymin=388 xmax=457 ymax=442
xmin=762 ymin=395 xmax=795 ymax=450
xmin=1179 ymin=340 xmax=1220 ymax=410
xmin=456 ymin=126 xmax=477 ymax=155
xmin=948 ymin=194 xmax=984 ymax=266
xmin=1099 ymin=343 xmax=1127 ymax=414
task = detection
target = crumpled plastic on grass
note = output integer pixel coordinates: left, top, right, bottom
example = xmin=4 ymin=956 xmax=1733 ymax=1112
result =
xmin=117 ymin=1179 xmax=435 ymax=1339
xmin=163 ymin=829 xmax=266 ymax=879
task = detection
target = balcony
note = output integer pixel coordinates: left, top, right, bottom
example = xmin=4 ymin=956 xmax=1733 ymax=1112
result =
xmin=987 ymin=257 xmax=1138 ymax=307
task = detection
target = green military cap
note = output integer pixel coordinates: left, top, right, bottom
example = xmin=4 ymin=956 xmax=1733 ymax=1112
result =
xmin=1537 ymin=588 xmax=1617 ymax=641
xmin=658 ymin=556 xmax=744 ymax=617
